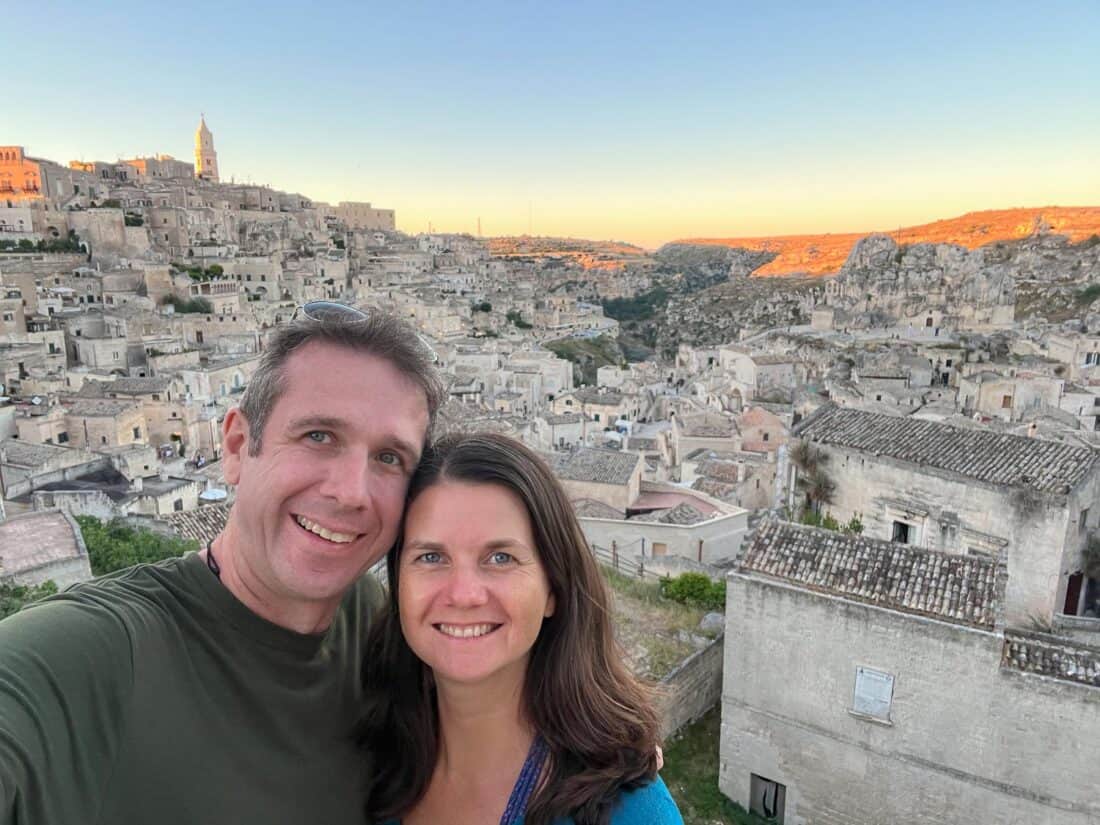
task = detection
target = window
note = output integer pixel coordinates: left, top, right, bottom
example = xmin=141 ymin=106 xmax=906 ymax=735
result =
xmin=763 ymin=432 xmax=770 ymax=442
xmin=891 ymin=521 xmax=912 ymax=544
xmin=852 ymin=666 xmax=894 ymax=723
xmin=57 ymin=432 xmax=68 ymax=443
xmin=101 ymin=436 xmax=108 ymax=444
xmin=173 ymin=498 xmax=184 ymax=512
xmin=651 ymin=542 xmax=668 ymax=557
xmin=1080 ymin=508 xmax=1089 ymax=532
xmin=133 ymin=427 xmax=141 ymax=439
xmin=113 ymin=352 xmax=119 ymax=360
xmin=1001 ymin=394 xmax=1013 ymax=409
xmin=749 ymin=775 xmax=785 ymax=822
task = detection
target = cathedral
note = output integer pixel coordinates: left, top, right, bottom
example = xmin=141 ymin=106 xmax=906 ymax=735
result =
xmin=194 ymin=115 xmax=219 ymax=183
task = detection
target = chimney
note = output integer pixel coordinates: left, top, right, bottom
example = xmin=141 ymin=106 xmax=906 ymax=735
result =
xmin=133 ymin=476 xmax=144 ymax=492
xmin=737 ymin=463 xmax=747 ymax=483
xmin=1027 ymin=421 xmax=1038 ymax=438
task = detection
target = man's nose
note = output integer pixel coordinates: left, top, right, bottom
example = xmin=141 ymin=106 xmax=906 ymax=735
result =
xmin=320 ymin=449 xmax=372 ymax=508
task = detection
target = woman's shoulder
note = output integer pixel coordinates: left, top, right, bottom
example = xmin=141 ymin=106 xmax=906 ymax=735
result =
xmin=606 ymin=775 xmax=684 ymax=824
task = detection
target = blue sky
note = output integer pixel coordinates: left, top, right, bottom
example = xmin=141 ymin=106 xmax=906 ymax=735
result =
xmin=9 ymin=1 xmax=1099 ymax=246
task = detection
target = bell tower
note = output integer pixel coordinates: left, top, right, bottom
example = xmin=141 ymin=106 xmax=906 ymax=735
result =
xmin=194 ymin=115 xmax=220 ymax=183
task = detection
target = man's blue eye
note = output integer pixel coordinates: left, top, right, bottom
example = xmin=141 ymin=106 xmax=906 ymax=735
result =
xmin=306 ymin=431 xmax=328 ymax=443
xmin=379 ymin=452 xmax=402 ymax=465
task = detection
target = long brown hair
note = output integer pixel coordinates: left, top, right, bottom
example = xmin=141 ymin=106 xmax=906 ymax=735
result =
xmin=357 ymin=433 xmax=660 ymax=825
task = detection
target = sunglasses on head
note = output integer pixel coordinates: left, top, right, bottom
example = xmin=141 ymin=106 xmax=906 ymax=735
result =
xmin=292 ymin=300 xmax=440 ymax=363
xmin=292 ymin=301 xmax=369 ymax=323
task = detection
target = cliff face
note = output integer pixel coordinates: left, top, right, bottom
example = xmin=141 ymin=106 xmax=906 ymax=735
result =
xmin=674 ymin=206 xmax=1100 ymax=278
xmin=829 ymin=232 xmax=1100 ymax=328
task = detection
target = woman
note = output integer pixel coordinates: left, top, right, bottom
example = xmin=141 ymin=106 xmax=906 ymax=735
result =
xmin=357 ymin=433 xmax=682 ymax=825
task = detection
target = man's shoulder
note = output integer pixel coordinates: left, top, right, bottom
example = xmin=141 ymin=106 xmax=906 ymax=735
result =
xmin=0 ymin=554 xmax=198 ymax=655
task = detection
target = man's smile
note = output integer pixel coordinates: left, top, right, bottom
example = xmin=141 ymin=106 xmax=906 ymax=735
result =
xmin=293 ymin=514 xmax=361 ymax=544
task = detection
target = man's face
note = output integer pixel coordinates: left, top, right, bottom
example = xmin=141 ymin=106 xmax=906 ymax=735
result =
xmin=222 ymin=341 xmax=430 ymax=613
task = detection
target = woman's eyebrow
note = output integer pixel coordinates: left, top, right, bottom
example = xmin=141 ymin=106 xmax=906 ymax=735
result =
xmin=404 ymin=539 xmax=445 ymax=552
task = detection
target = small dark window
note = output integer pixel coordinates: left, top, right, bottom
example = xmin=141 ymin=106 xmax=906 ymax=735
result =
xmin=891 ymin=521 xmax=912 ymax=544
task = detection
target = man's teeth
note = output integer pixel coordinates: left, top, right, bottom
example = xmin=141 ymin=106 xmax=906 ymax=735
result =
xmin=295 ymin=515 xmax=356 ymax=544
xmin=437 ymin=623 xmax=498 ymax=639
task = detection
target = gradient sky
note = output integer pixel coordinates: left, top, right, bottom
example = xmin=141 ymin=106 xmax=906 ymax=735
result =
xmin=8 ymin=0 xmax=1099 ymax=247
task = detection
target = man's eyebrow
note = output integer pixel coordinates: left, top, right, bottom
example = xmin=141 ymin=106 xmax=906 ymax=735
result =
xmin=287 ymin=416 xmax=347 ymax=431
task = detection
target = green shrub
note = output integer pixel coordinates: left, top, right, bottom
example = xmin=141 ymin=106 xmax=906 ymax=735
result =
xmin=76 ymin=516 xmax=197 ymax=576
xmin=0 ymin=580 xmax=58 ymax=620
xmin=660 ymin=572 xmax=726 ymax=611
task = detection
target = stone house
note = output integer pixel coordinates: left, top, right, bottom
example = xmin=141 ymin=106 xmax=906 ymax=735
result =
xmin=672 ymin=410 xmax=740 ymax=463
xmin=178 ymin=355 xmax=259 ymax=404
xmin=576 ymin=481 xmax=748 ymax=565
xmin=958 ymin=370 xmax=1065 ymax=422
xmin=1046 ymin=331 xmax=1100 ymax=382
xmin=545 ymin=448 xmax=642 ymax=513
xmin=737 ymin=405 xmax=788 ymax=454
xmin=791 ymin=405 xmax=1100 ymax=627
xmin=550 ymin=387 xmax=638 ymax=428
xmin=0 ymin=509 xmax=92 ymax=588
xmin=721 ymin=520 xmax=1100 ymax=825
xmin=64 ymin=399 xmax=146 ymax=449
xmin=533 ymin=412 xmax=587 ymax=450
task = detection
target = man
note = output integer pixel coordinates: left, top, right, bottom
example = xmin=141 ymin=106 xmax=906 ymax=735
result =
xmin=0 ymin=306 xmax=445 ymax=824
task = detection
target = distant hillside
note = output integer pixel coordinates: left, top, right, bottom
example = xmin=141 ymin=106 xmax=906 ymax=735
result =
xmin=674 ymin=206 xmax=1100 ymax=278
xmin=488 ymin=235 xmax=650 ymax=271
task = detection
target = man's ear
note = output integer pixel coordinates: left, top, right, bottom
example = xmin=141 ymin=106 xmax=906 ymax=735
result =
xmin=222 ymin=407 xmax=250 ymax=485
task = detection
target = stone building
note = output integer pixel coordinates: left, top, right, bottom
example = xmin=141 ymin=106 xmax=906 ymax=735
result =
xmin=0 ymin=510 xmax=92 ymax=588
xmin=791 ymin=405 xmax=1100 ymax=626
xmin=721 ymin=520 xmax=1100 ymax=825
xmin=194 ymin=116 xmax=219 ymax=183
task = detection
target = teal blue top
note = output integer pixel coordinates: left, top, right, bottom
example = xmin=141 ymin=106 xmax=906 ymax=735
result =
xmin=380 ymin=775 xmax=683 ymax=824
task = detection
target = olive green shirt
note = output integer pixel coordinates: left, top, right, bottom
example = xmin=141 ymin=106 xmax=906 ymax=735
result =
xmin=0 ymin=552 xmax=384 ymax=824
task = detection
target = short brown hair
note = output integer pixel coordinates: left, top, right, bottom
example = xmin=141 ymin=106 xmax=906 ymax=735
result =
xmin=238 ymin=308 xmax=445 ymax=455
xmin=357 ymin=433 xmax=661 ymax=825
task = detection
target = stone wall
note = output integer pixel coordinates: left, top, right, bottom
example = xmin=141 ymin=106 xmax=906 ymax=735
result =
xmin=658 ymin=633 xmax=724 ymax=738
xmin=720 ymin=573 xmax=1100 ymax=824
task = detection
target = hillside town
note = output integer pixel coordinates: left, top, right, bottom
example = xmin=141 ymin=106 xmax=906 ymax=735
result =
xmin=3 ymin=120 xmax=1100 ymax=824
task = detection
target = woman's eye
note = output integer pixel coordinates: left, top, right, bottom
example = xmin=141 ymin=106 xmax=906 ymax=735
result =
xmin=417 ymin=552 xmax=442 ymax=564
xmin=489 ymin=551 xmax=515 ymax=565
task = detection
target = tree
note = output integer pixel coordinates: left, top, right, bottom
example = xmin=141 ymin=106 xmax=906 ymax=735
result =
xmin=76 ymin=516 xmax=198 ymax=576
xmin=1 ymin=580 xmax=58 ymax=620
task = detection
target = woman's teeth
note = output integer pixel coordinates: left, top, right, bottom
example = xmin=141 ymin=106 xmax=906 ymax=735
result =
xmin=436 ymin=623 xmax=498 ymax=638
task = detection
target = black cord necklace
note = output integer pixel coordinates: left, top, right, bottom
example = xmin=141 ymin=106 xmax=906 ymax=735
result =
xmin=206 ymin=541 xmax=221 ymax=580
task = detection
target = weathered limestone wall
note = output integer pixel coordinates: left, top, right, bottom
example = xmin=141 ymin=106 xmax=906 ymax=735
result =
xmin=659 ymin=634 xmax=724 ymax=738
xmin=720 ymin=575 xmax=1100 ymax=825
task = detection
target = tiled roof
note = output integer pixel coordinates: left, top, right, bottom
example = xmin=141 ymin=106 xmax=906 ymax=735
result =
xmin=67 ymin=398 xmax=141 ymax=418
xmin=0 ymin=510 xmax=86 ymax=576
xmin=680 ymin=413 xmax=737 ymax=438
xmin=543 ymin=412 xmax=584 ymax=426
xmin=691 ymin=477 xmax=737 ymax=502
xmin=162 ymin=503 xmax=231 ymax=546
xmin=1002 ymin=630 xmax=1100 ymax=688
xmin=574 ymin=388 xmax=624 ymax=406
xmin=572 ymin=498 xmax=626 ymax=520
xmin=1 ymin=439 xmax=90 ymax=468
xmin=629 ymin=502 xmax=708 ymax=525
xmin=103 ymin=377 xmax=172 ymax=395
xmin=545 ymin=448 xmax=640 ymax=486
xmin=795 ymin=405 xmax=1099 ymax=494
xmin=739 ymin=520 xmax=1001 ymax=629
xmin=696 ymin=460 xmax=742 ymax=483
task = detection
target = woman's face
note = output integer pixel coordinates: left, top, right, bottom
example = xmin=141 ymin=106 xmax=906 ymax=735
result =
xmin=398 ymin=481 xmax=556 ymax=690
